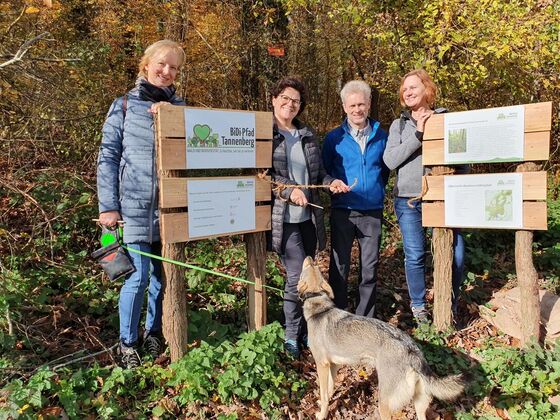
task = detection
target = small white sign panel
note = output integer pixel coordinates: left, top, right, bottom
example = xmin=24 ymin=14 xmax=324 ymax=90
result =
xmin=444 ymin=173 xmax=523 ymax=229
xmin=187 ymin=178 xmax=256 ymax=239
xmin=185 ymin=108 xmax=256 ymax=169
xmin=444 ymin=105 xmax=524 ymax=164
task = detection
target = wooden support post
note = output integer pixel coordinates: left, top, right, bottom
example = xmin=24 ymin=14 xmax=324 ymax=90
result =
xmin=245 ymin=231 xmax=267 ymax=330
xmin=160 ymin=164 xmax=189 ymax=362
xmin=515 ymin=162 xmax=541 ymax=346
xmin=161 ymin=241 xmax=188 ymax=361
xmin=431 ymin=166 xmax=454 ymax=331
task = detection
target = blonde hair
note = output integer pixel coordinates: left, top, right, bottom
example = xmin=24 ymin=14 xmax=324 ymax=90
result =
xmin=138 ymin=40 xmax=185 ymax=78
xmin=399 ymin=69 xmax=437 ymax=108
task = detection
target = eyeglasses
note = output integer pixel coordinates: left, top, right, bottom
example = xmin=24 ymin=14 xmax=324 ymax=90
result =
xmin=278 ymin=94 xmax=302 ymax=106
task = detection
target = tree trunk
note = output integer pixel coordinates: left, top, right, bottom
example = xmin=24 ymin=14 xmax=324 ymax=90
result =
xmin=161 ymin=241 xmax=188 ymax=361
xmin=515 ymin=162 xmax=541 ymax=346
xmin=245 ymin=231 xmax=267 ymax=330
xmin=431 ymin=166 xmax=454 ymax=330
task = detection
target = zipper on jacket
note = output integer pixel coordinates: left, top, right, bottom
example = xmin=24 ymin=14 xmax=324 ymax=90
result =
xmin=148 ymin=121 xmax=156 ymax=243
xmin=361 ymin=153 xmax=368 ymax=195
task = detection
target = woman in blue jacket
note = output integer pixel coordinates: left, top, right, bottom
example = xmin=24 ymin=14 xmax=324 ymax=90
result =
xmin=97 ymin=40 xmax=185 ymax=368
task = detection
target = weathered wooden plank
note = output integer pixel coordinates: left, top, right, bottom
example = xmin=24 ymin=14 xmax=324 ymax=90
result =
xmin=524 ymin=131 xmax=551 ymax=161
xmin=160 ymin=205 xmax=272 ymax=243
xmin=158 ymin=138 xmax=272 ymax=170
xmin=422 ymin=172 xmax=547 ymax=201
xmin=423 ymin=102 xmax=553 ymax=140
xmin=160 ymin=176 xmax=272 ymax=208
xmin=422 ymin=201 xmax=547 ymax=230
xmin=422 ymin=131 xmax=550 ymax=165
xmin=157 ymin=105 xmax=273 ymax=139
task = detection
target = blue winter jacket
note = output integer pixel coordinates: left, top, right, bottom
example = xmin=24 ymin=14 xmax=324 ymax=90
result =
xmin=97 ymin=88 xmax=184 ymax=243
xmin=322 ymin=118 xmax=389 ymax=211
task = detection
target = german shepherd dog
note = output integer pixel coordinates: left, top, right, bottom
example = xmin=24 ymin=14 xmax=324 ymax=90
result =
xmin=297 ymin=257 xmax=465 ymax=420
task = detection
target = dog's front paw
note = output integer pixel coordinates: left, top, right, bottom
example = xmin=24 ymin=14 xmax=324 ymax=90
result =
xmin=315 ymin=405 xmax=328 ymax=420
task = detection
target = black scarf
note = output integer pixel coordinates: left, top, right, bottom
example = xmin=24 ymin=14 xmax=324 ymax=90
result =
xmin=134 ymin=77 xmax=176 ymax=103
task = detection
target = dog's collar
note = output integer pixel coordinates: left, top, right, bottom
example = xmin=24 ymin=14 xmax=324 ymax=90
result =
xmin=300 ymin=291 xmax=324 ymax=301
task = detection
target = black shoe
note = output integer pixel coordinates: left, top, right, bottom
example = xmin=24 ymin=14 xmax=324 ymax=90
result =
xmin=119 ymin=343 xmax=141 ymax=369
xmin=143 ymin=333 xmax=163 ymax=359
xmin=284 ymin=339 xmax=300 ymax=359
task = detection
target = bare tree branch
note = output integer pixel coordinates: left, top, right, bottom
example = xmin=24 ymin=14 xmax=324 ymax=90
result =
xmin=0 ymin=55 xmax=81 ymax=63
xmin=0 ymin=32 xmax=51 ymax=69
xmin=4 ymin=5 xmax=27 ymax=36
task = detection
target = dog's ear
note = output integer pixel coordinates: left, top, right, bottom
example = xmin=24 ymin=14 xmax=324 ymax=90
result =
xmin=312 ymin=265 xmax=334 ymax=299
xmin=297 ymin=259 xmax=311 ymax=296
xmin=297 ymin=280 xmax=308 ymax=296
xmin=320 ymin=278 xmax=334 ymax=299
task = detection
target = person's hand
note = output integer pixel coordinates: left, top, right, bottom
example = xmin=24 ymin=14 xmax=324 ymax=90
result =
xmin=148 ymin=101 xmax=171 ymax=115
xmin=329 ymin=179 xmax=350 ymax=194
xmin=416 ymin=110 xmax=434 ymax=133
xmin=289 ymin=188 xmax=308 ymax=207
xmin=98 ymin=211 xmax=121 ymax=227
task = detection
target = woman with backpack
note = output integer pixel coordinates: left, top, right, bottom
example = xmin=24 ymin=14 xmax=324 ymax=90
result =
xmin=97 ymin=40 xmax=186 ymax=368
xmin=383 ymin=69 xmax=467 ymax=326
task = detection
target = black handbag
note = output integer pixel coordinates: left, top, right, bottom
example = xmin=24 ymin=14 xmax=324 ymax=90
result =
xmin=91 ymin=227 xmax=136 ymax=281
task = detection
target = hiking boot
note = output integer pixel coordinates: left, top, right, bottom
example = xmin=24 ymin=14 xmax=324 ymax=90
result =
xmin=412 ymin=306 xmax=430 ymax=325
xmin=284 ymin=339 xmax=300 ymax=359
xmin=143 ymin=333 xmax=163 ymax=359
xmin=119 ymin=343 xmax=141 ymax=369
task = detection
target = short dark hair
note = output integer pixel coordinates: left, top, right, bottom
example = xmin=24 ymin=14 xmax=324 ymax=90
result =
xmin=270 ymin=76 xmax=307 ymax=115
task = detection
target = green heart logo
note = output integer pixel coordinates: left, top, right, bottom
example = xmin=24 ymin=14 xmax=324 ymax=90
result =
xmin=193 ymin=124 xmax=211 ymax=141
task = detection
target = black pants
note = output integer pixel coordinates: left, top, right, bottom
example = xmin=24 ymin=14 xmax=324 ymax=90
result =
xmin=328 ymin=208 xmax=382 ymax=318
xmin=280 ymin=220 xmax=317 ymax=341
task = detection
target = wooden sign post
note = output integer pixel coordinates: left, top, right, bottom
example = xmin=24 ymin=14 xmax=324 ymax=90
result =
xmin=155 ymin=105 xmax=273 ymax=360
xmin=421 ymin=102 xmax=552 ymax=340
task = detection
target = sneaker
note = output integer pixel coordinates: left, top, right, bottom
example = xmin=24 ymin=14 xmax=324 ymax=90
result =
xmin=120 ymin=343 xmax=141 ymax=369
xmin=284 ymin=339 xmax=300 ymax=359
xmin=143 ymin=333 xmax=163 ymax=359
xmin=412 ymin=307 xmax=430 ymax=325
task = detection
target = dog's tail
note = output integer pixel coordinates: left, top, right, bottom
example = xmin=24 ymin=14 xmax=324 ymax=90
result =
xmin=425 ymin=373 xmax=466 ymax=401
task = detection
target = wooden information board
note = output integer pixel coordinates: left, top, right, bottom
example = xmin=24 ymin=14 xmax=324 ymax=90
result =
xmin=421 ymin=102 xmax=552 ymax=230
xmin=154 ymin=105 xmax=274 ymax=359
xmin=156 ymin=106 xmax=273 ymax=243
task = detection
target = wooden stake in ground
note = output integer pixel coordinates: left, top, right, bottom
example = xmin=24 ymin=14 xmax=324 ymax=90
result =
xmin=515 ymin=162 xmax=541 ymax=346
xmin=245 ymin=231 xmax=267 ymax=330
xmin=431 ymin=166 xmax=454 ymax=331
xmin=161 ymin=241 xmax=188 ymax=361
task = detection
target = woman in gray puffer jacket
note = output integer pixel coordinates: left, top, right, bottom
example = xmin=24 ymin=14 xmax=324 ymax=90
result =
xmin=383 ymin=69 xmax=467 ymax=326
xmin=269 ymin=76 xmax=346 ymax=358
xmin=97 ymin=40 xmax=185 ymax=368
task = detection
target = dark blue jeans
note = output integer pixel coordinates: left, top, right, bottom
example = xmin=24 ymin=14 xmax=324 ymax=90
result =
xmin=394 ymin=197 xmax=464 ymax=311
